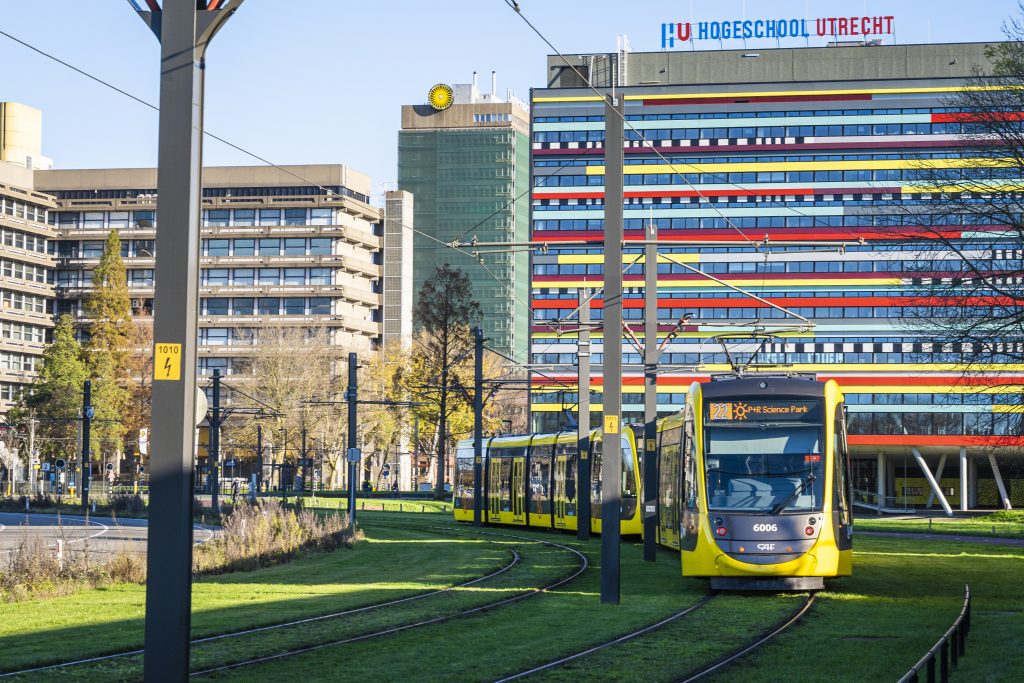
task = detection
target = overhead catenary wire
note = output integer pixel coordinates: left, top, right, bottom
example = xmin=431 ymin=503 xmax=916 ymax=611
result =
xmin=0 ymin=27 xmax=557 ymax=367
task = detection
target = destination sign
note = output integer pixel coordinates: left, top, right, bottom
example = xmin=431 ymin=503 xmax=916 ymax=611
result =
xmin=661 ymin=15 xmax=895 ymax=48
xmin=707 ymin=400 xmax=820 ymax=422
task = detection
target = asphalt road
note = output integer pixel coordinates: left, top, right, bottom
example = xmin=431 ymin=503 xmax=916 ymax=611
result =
xmin=0 ymin=512 xmax=216 ymax=557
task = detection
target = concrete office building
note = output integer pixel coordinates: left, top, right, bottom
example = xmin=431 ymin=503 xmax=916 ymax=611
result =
xmin=0 ymin=160 xmax=56 ymax=413
xmin=398 ymin=76 xmax=531 ymax=359
xmin=530 ymin=42 xmax=1022 ymax=510
xmin=36 ymin=165 xmax=408 ymax=380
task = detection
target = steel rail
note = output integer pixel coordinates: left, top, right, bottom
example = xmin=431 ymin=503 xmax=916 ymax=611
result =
xmin=676 ymin=591 xmax=817 ymax=682
xmin=0 ymin=528 xmax=520 ymax=679
xmin=493 ymin=591 xmax=717 ymax=682
xmin=188 ymin=528 xmax=589 ymax=678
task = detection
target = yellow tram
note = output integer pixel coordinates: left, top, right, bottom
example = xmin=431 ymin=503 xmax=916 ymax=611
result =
xmin=453 ymin=375 xmax=853 ymax=589
xmin=453 ymin=428 xmax=642 ymax=535
xmin=658 ymin=375 xmax=853 ymax=590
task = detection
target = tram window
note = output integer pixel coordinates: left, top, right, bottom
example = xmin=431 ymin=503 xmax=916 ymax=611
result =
xmin=530 ymin=445 xmax=552 ymax=515
xmin=590 ymin=440 xmax=602 ymax=519
xmin=454 ymin=447 xmax=474 ymax=510
xmin=620 ymin=437 xmax=638 ymax=519
xmin=705 ymin=425 xmax=825 ymax=513
xmin=659 ymin=425 xmax=681 ymax=539
xmin=834 ymin=405 xmax=852 ymax=522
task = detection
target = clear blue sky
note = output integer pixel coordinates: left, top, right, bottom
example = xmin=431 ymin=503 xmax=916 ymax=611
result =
xmin=1 ymin=0 xmax=1020 ymax=198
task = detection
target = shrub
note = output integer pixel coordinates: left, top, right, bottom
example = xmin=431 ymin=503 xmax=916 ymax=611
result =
xmin=194 ymin=499 xmax=358 ymax=575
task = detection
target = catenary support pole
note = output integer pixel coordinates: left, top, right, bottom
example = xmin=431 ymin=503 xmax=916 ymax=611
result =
xmin=473 ymin=327 xmax=484 ymax=527
xmin=577 ymin=289 xmax=591 ymax=541
xmin=255 ymin=424 xmax=263 ymax=494
xmin=643 ymin=213 xmax=658 ymax=562
xmin=81 ymin=379 xmax=92 ymax=512
xmin=210 ymin=368 xmax=220 ymax=513
xmin=138 ymin=3 xmax=242 ymax=679
xmin=347 ymin=352 xmax=358 ymax=527
xmin=601 ymin=93 xmax=624 ymax=604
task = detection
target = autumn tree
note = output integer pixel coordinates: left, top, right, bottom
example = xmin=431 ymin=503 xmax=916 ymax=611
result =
xmin=413 ymin=265 xmax=481 ymax=498
xmin=222 ymin=325 xmax=344 ymax=481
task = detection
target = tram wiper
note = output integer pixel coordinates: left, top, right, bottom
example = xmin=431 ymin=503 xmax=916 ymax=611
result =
xmin=770 ymin=473 xmax=816 ymax=515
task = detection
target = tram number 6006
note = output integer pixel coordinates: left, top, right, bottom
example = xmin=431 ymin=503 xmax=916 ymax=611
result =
xmin=752 ymin=523 xmax=778 ymax=532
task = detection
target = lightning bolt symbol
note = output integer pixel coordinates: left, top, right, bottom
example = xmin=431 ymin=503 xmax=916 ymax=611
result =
xmin=164 ymin=356 xmax=173 ymax=377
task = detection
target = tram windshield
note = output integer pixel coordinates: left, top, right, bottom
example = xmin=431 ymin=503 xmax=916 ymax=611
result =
xmin=704 ymin=424 xmax=825 ymax=513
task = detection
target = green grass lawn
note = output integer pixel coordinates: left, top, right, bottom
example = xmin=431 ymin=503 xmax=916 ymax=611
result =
xmin=855 ymin=511 xmax=1024 ymax=539
xmin=0 ymin=521 xmax=504 ymax=674
xmin=296 ymin=496 xmax=452 ymax=514
xmin=2 ymin=509 xmax=1020 ymax=682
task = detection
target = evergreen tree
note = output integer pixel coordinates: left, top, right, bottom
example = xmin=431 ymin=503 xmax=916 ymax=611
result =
xmin=85 ymin=230 xmax=133 ymax=372
xmin=9 ymin=315 xmax=88 ymax=460
xmin=82 ymin=231 xmax=131 ymax=463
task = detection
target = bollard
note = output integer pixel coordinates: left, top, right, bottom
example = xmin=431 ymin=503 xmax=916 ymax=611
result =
xmin=91 ymin=501 xmax=96 ymax=514
xmin=56 ymin=539 xmax=64 ymax=569
xmin=400 ymin=504 xmax=403 ymax=512
xmin=25 ymin=495 xmax=29 ymax=512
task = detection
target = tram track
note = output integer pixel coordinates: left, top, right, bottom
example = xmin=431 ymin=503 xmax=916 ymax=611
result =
xmin=2 ymin=521 xmax=588 ymax=681
xmin=676 ymin=591 xmax=818 ymax=682
xmin=493 ymin=591 xmax=718 ymax=682
xmin=0 ymin=523 xmax=521 ymax=679
xmin=188 ymin=526 xmax=589 ymax=678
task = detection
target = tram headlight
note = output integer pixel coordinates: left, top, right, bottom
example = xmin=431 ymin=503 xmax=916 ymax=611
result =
xmin=804 ymin=526 xmax=815 ymax=536
xmin=716 ymin=526 xmax=727 ymax=537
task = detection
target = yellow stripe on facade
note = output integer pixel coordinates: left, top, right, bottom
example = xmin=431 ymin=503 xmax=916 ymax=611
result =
xmin=585 ymin=157 xmax=1013 ymax=176
xmin=533 ymin=85 xmax=1021 ymax=104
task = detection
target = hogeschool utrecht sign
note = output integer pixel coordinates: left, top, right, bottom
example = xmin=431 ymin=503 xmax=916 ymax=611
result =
xmin=661 ymin=15 xmax=895 ymax=47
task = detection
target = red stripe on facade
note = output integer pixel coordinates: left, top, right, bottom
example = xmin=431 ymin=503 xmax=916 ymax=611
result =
xmin=531 ymin=139 xmax=987 ymax=156
xmin=823 ymin=375 xmax=1024 ymax=386
xmin=530 ymin=294 xmax=1011 ymax=309
xmin=641 ymin=94 xmax=873 ymax=106
xmin=932 ymin=111 xmax=1024 ymax=123
xmin=531 ymin=229 xmax=964 ymax=243
xmin=848 ymin=435 xmax=1024 ymax=447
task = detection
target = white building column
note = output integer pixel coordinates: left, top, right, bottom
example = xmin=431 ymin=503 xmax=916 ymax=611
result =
xmin=876 ymin=451 xmax=886 ymax=506
xmin=959 ymin=446 xmax=969 ymax=512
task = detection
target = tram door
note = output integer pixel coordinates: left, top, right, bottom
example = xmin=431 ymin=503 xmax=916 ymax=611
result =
xmin=487 ymin=457 xmax=502 ymax=521
xmin=554 ymin=444 xmax=578 ymax=531
xmin=511 ymin=457 xmax=526 ymax=524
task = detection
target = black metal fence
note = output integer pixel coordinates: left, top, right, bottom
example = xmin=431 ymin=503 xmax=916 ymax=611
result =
xmin=898 ymin=584 xmax=972 ymax=683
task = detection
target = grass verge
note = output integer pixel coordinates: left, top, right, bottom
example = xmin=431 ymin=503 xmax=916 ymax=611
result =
xmin=856 ymin=510 xmax=1024 ymax=539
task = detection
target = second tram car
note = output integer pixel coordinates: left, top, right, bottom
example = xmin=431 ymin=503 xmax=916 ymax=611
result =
xmin=453 ymin=428 xmax=642 ymax=535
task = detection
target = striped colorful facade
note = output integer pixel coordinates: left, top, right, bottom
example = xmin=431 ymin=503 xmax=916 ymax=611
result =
xmin=529 ymin=44 xmax=1023 ymax=508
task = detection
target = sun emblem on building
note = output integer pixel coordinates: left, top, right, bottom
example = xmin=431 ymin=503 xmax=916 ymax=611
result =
xmin=732 ymin=402 xmax=750 ymax=420
xmin=428 ymin=83 xmax=454 ymax=111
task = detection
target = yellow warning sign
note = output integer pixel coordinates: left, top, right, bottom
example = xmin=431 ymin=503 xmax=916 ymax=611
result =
xmin=604 ymin=415 xmax=619 ymax=434
xmin=155 ymin=343 xmax=182 ymax=381
xmin=646 ymin=439 xmax=656 ymax=451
